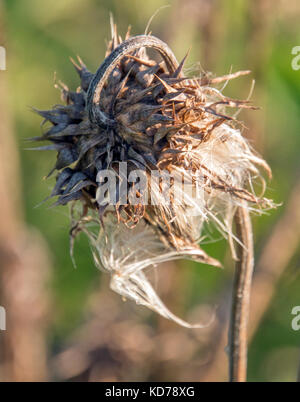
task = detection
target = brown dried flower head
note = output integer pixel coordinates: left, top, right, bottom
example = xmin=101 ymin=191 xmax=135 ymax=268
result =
xmin=33 ymin=21 xmax=273 ymax=326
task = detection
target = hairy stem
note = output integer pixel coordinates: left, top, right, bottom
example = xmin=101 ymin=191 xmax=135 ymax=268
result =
xmin=229 ymin=203 xmax=254 ymax=382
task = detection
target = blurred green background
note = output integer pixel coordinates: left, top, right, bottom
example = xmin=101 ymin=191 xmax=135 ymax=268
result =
xmin=1 ymin=0 xmax=300 ymax=382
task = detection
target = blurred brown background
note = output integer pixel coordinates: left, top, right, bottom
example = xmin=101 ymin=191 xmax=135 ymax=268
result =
xmin=0 ymin=0 xmax=300 ymax=382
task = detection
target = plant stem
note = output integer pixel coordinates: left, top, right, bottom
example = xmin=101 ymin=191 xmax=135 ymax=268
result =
xmin=229 ymin=203 xmax=254 ymax=382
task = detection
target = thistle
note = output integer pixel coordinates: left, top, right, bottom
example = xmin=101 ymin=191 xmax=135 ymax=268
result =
xmin=33 ymin=22 xmax=273 ymax=327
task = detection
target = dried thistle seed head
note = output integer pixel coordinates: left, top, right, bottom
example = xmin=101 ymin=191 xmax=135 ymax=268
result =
xmin=33 ymin=22 xmax=274 ymax=326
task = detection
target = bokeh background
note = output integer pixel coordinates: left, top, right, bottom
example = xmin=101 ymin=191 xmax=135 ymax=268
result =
xmin=0 ymin=0 xmax=300 ymax=382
